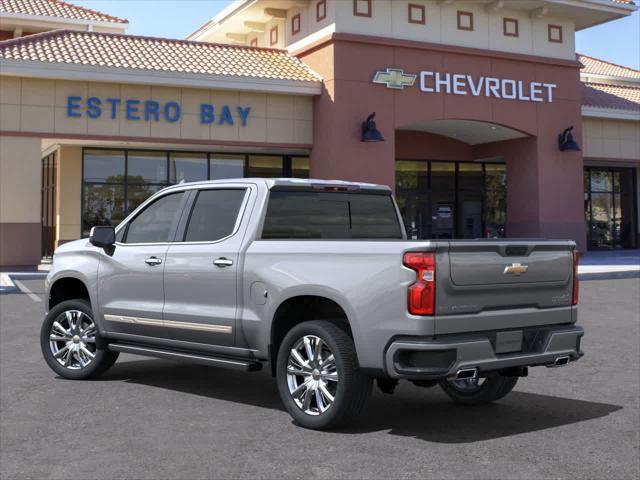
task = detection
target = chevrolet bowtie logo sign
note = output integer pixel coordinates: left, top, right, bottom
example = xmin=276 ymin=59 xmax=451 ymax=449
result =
xmin=504 ymin=263 xmax=529 ymax=276
xmin=372 ymin=68 xmax=416 ymax=90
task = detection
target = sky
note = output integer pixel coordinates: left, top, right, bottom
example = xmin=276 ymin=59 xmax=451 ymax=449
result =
xmin=74 ymin=0 xmax=639 ymax=69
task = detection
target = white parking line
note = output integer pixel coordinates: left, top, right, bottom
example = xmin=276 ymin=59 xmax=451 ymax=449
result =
xmin=13 ymin=279 xmax=43 ymax=303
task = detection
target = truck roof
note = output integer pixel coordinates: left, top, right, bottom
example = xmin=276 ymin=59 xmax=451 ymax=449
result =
xmin=163 ymin=178 xmax=392 ymax=192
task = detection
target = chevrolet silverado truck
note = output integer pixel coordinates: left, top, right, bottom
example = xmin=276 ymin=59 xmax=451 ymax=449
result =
xmin=41 ymin=178 xmax=583 ymax=429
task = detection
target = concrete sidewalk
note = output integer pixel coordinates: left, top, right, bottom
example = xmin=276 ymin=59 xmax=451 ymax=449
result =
xmin=578 ymin=250 xmax=640 ymax=279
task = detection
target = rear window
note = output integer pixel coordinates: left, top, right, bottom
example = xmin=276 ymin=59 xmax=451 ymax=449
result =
xmin=262 ymin=191 xmax=403 ymax=239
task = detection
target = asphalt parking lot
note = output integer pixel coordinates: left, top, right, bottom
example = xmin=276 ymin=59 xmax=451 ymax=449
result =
xmin=1 ymin=276 xmax=638 ymax=479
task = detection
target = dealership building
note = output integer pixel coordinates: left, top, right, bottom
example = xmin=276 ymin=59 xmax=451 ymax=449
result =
xmin=0 ymin=0 xmax=638 ymax=266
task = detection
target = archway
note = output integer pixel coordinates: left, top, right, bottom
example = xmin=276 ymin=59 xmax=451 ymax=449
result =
xmin=394 ymin=119 xmax=532 ymax=240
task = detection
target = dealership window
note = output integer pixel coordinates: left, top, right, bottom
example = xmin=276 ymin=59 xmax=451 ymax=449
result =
xmin=170 ymin=152 xmax=207 ymax=184
xmin=395 ymin=160 xmax=506 ymax=240
xmin=247 ymin=155 xmax=283 ymax=177
xmin=41 ymin=152 xmax=57 ymax=258
xmin=82 ymin=149 xmax=309 ymax=235
xmin=503 ymin=18 xmax=518 ymax=37
xmin=291 ymin=13 xmax=301 ymax=35
xmin=291 ymin=157 xmax=310 ymax=178
xmin=584 ymin=167 xmax=637 ymax=250
xmin=457 ymin=11 xmax=473 ymax=31
xmin=82 ymin=150 xmax=126 ymax=237
xmin=408 ymin=4 xmax=426 ymax=25
xmin=353 ymin=0 xmax=371 ymax=18
xmin=484 ymin=164 xmax=507 ymax=238
xmin=548 ymin=25 xmax=562 ymax=43
xmin=210 ymin=154 xmax=244 ymax=179
xmin=316 ymin=0 xmax=326 ymax=22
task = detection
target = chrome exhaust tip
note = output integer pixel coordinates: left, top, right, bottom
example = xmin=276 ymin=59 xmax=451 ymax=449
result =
xmin=554 ymin=355 xmax=570 ymax=367
xmin=455 ymin=367 xmax=478 ymax=380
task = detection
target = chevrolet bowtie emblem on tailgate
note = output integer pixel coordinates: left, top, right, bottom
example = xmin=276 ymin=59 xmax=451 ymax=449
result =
xmin=372 ymin=68 xmax=416 ymax=89
xmin=504 ymin=263 xmax=529 ymax=276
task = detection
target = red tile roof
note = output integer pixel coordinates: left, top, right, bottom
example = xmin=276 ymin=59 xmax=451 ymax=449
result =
xmin=0 ymin=0 xmax=128 ymax=24
xmin=579 ymin=54 xmax=640 ymax=80
xmin=0 ymin=30 xmax=321 ymax=83
xmin=582 ymin=82 xmax=640 ymax=111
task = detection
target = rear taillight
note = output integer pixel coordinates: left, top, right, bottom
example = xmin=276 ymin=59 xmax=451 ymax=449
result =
xmin=572 ymin=250 xmax=580 ymax=305
xmin=403 ymin=252 xmax=435 ymax=315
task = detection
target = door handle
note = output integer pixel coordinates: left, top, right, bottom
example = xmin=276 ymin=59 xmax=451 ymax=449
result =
xmin=145 ymin=256 xmax=163 ymax=266
xmin=213 ymin=257 xmax=233 ymax=267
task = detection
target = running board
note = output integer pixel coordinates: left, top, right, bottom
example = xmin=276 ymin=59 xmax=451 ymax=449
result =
xmin=108 ymin=343 xmax=262 ymax=372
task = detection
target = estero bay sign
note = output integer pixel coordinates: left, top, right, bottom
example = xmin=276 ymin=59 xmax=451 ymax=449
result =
xmin=66 ymin=96 xmax=252 ymax=126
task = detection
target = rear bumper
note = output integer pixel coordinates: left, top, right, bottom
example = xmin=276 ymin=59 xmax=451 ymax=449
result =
xmin=384 ymin=324 xmax=584 ymax=379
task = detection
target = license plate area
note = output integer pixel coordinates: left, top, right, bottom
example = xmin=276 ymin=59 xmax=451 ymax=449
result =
xmin=495 ymin=330 xmax=523 ymax=354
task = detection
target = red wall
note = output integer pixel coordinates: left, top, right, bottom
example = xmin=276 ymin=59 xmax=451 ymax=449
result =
xmin=298 ymin=34 xmax=586 ymax=249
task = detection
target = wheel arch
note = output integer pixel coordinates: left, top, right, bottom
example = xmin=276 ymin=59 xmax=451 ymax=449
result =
xmin=269 ymin=294 xmax=354 ymax=376
xmin=48 ymin=276 xmax=91 ymax=311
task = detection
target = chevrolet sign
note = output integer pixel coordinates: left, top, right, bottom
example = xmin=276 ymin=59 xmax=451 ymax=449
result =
xmin=372 ymin=67 xmax=557 ymax=103
xmin=372 ymin=68 xmax=417 ymax=89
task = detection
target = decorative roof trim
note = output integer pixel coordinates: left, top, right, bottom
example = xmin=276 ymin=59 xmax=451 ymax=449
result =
xmin=0 ymin=11 xmax=128 ymax=30
xmin=582 ymin=106 xmax=640 ymax=121
xmin=0 ymin=0 xmax=129 ymax=24
xmin=580 ymin=72 xmax=640 ymax=85
xmin=0 ymin=59 xmax=322 ymax=96
xmin=0 ymin=28 xmax=286 ymax=53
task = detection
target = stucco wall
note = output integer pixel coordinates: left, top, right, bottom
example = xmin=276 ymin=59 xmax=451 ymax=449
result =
xmin=582 ymin=117 xmax=640 ymax=161
xmin=0 ymin=77 xmax=314 ymax=146
xmin=0 ymin=135 xmax=42 ymax=266
xmin=330 ymin=0 xmax=575 ymax=60
xmin=56 ymin=146 xmax=82 ymax=246
xmin=299 ymin=35 xmax=586 ymax=249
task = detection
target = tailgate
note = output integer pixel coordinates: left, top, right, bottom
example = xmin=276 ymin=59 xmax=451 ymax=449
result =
xmin=435 ymin=240 xmax=575 ymax=334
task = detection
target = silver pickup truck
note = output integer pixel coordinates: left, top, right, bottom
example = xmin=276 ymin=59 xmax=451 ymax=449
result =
xmin=41 ymin=178 xmax=583 ymax=429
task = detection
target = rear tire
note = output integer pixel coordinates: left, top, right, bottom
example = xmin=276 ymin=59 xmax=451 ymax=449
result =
xmin=276 ymin=320 xmax=372 ymax=429
xmin=41 ymin=299 xmax=119 ymax=380
xmin=439 ymin=375 xmax=518 ymax=405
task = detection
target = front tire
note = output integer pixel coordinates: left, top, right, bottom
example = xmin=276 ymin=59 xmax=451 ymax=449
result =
xmin=276 ymin=320 xmax=372 ymax=430
xmin=439 ymin=375 xmax=518 ymax=405
xmin=41 ymin=299 xmax=119 ymax=380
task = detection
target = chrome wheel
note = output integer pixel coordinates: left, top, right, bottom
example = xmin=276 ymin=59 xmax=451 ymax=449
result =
xmin=286 ymin=335 xmax=338 ymax=416
xmin=447 ymin=377 xmax=487 ymax=392
xmin=48 ymin=310 xmax=97 ymax=370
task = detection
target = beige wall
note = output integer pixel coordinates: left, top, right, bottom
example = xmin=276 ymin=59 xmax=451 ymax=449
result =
xmin=582 ymin=117 xmax=640 ymax=161
xmin=0 ymin=77 xmax=314 ymax=146
xmin=333 ymin=0 xmax=575 ymax=60
xmin=211 ymin=0 xmax=577 ymax=60
xmin=0 ymin=134 xmax=42 ymax=266
xmin=55 ymin=146 xmax=82 ymax=245
xmin=0 ymin=135 xmax=41 ymax=223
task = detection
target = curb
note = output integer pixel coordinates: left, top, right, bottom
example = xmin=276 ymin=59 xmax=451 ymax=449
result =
xmin=0 ymin=272 xmax=48 ymax=295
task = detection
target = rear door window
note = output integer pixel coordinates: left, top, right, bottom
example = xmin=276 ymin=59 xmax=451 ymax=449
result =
xmin=262 ymin=191 xmax=402 ymax=239
xmin=183 ymin=189 xmax=247 ymax=242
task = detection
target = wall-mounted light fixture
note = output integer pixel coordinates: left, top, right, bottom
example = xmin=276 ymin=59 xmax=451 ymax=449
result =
xmin=558 ymin=126 xmax=580 ymax=151
xmin=361 ymin=112 xmax=384 ymax=142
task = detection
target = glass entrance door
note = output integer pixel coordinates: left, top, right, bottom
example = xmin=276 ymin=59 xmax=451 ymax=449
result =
xmin=395 ymin=160 xmax=506 ymax=240
xmin=585 ymin=167 xmax=638 ymax=249
xmin=41 ymin=153 xmax=56 ymax=258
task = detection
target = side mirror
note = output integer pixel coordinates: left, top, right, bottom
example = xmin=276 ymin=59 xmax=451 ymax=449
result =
xmin=89 ymin=226 xmax=115 ymax=248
